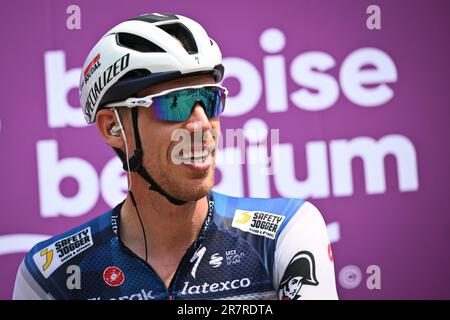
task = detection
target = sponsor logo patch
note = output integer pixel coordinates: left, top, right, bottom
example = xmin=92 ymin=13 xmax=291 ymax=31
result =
xmin=33 ymin=227 xmax=93 ymax=278
xmin=181 ymin=278 xmax=251 ymax=295
xmin=279 ymin=251 xmax=319 ymax=300
xmin=209 ymin=253 xmax=223 ymax=268
xmin=232 ymin=210 xmax=285 ymax=239
xmin=83 ymin=53 xmax=101 ymax=84
xmin=84 ymin=53 xmax=130 ymax=121
xmin=190 ymin=246 xmax=207 ymax=279
xmin=103 ymin=266 xmax=125 ymax=287
xmin=225 ymin=249 xmax=245 ymax=265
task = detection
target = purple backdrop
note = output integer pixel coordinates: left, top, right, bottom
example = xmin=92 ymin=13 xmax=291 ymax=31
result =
xmin=1 ymin=0 xmax=449 ymax=299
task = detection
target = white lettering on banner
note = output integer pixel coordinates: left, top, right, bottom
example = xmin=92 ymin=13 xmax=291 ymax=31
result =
xmin=37 ymin=140 xmax=126 ymax=217
xmin=35 ymin=134 xmax=419 ymax=216
xmin=36 ymin=132 xmax=419 ymax=217
xmin=214 ymin=147 xmax=244 ymax=197
xmin=244 ymin=119 xmax=272 ymax=197
xmin=44 ymin=51 xmax=85 ymax=128
xmin=340 ymin=48 xmax=397 ymax=107
xmin=44 ymin=32 xmax=398 ymax=126
xmin=326 ymin=222 xmax=340 ymax=243
xmin=37 ymin=140 xmax=98 ymax=217
xmin=100 ymin=158 xmax=128 ymax=208
xmin=329 ymin=135 xmax=419 ymax=196
xmin=214 ymin=120 xmax=419 ymax=199
xmin=260 ymin=28 xmax=289 ymax=113
xmin=290 ymin=51 xmax=339 ymax=111
xmin=221 ymin=57 xmax=262 ymax=117
xmin=221 ymin=30 xmax=397 ymax=115
xmin=272 ymin=141 xmax=330 ymax=199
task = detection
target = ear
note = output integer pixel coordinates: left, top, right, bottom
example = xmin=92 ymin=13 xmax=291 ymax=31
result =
xmin=95 ymin=109 xmax=125 ymax=149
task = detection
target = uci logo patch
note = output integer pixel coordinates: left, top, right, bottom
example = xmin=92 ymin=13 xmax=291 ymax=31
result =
xmin=232 ymin=210 xmax=285 ymax=239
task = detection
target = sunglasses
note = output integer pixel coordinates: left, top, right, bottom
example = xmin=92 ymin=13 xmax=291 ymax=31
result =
xmin=105 ymin=84 xmax=228 ymax=121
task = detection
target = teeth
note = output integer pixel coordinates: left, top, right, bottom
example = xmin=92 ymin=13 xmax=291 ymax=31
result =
xmin=180 ymin=149 xmax=210 ymax=160
xmin=193 ymin=150 xmax=203 ymax=158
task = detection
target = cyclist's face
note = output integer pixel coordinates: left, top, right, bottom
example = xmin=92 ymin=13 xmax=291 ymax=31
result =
xmin=135 ymin=75 xmax=220 ymax=201
xmin=286 ymin=276 xmax=304 ymax=299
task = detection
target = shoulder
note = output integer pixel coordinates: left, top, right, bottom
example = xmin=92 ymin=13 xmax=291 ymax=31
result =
xmin=211 ymin=190 xmax=322 ymax=240
xmin=19 ymin=209 xmax=114 ymax=293
xmin=209 ymin=191 xmax=330 ymax=286
xmin=281 ymin=201 xmax=328 ymax=235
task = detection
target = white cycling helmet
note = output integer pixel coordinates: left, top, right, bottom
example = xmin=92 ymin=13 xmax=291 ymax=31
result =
xmin=79 ymin=13 xmax=224 ymax=124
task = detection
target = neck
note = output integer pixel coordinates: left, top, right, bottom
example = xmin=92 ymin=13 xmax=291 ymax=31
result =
xmin=119 ymin=182 xmax=209 ymax=262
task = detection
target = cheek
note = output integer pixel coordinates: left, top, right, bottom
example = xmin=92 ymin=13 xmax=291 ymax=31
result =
xmin=211 ymin=118 xmax=220 ymax=129
xmin=209 ymin=119 xmax=221 ymax=138
xmin=138 ymin=114 xmax=174 ymax=156
xmin=146 ymin=127 xmax=179 ymax=162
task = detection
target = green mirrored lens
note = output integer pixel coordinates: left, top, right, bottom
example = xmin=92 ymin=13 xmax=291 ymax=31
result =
xmin=150 ymin=86 xmax=226 ymax=121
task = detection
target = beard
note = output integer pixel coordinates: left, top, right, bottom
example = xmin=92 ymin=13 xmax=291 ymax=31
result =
xmin=140 ymin=128 xmax=219 ymax=203
xmin=152 ymin=160 xmax=216 ymax=202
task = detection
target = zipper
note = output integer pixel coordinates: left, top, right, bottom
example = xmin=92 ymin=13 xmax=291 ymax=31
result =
xmin=112 ymin=194 xmax=215 ymax=300
xmin=167 ymin=194 xmax=215 ymax=299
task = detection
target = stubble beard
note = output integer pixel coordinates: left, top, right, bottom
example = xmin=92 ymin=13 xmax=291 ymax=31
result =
xmin=157 ymin=160 xmax=216 ymax=202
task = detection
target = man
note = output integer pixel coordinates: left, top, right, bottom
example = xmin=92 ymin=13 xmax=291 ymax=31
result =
xmin=13 ymin=13 xmax=338 ymax=300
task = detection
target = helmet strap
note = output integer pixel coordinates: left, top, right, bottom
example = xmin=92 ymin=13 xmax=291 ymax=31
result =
xmin=114 ymin=108 xmax=187 ymax=206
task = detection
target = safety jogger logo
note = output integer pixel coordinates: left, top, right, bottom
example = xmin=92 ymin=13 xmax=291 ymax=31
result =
xmin=232 ymin=210 xmax=285 ymax=239
xmin=33 ymin=227 xmax=93 ymax=278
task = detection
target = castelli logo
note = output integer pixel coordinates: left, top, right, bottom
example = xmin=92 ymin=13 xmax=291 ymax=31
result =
xmin=103 ymin=266 xmax=125 ymax=287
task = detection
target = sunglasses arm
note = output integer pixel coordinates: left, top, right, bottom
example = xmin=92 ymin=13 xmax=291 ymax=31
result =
xmin=105 ymin=97 xmax=153 ymax=109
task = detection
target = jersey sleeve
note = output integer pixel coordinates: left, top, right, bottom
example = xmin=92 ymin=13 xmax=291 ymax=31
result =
xmin=13 ymin=259 xmax=54 ymax=300
xmin=273 ymin=201 xmax=338 ymax=300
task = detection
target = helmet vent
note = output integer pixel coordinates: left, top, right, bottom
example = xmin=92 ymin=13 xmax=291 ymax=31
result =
xmin=116 ymin=32 xmax=165 ymax=53
xmin=130 ymin=13 xmax=179 ymax=24
xmin=117 ymin=69 xmax=151 ymax=83
xmin=157 ymin=23 xmax=198 ymax=54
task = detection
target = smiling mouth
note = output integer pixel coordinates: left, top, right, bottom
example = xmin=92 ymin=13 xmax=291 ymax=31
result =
xmin=173 ymin=144 xmax=215 ymax=167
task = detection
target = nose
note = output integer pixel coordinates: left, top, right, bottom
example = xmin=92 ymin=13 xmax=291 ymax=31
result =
xmin=184 ymin=102 xmax=213 ymax=133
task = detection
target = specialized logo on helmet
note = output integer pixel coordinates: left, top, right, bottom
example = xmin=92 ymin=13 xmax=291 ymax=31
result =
xmin=84 ymin=53 xmax=130 ymax=121
xmin=232 ymin=210 xmax=285 ymax=239
xmin=103 ymin=266 xmax=125 ymax=287
xmin=83 ymin=53 xmax=101 ymax=85
xmin=278 ymin=251 xmax=319 ymax=300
